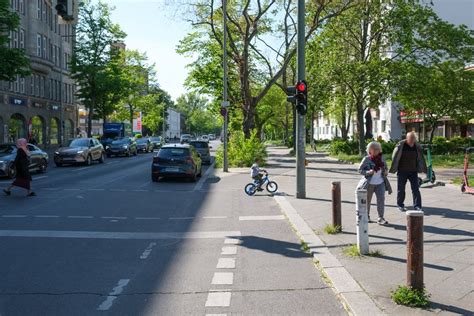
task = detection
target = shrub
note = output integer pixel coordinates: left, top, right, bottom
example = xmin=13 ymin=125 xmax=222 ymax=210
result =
xmin=380 ymin=140 xmax=396 ymax=155
xmin=391 ymin=286 xmax=430 ymax=308
xmin=431 ymin=136 xmax=473 ymax=154
xmin=330 ymin=139 xmax=359 ymax=155
xmin=215 ymin=130 xmax=267 ymax=167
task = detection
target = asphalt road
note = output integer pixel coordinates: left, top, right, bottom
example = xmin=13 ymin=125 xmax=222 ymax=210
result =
xmin=0 ymin=141 xmax=345 ymax=315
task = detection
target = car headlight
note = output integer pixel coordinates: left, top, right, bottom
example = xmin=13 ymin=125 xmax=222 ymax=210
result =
xmin=77 ymin=150 xmax=84 ymax=154
xmin=105 ymin=146 xmax=110 ymax=150
xmin=54 ymin=151 xmax=59 ymax=155
xmin=123 ymin=145 xmax=128 ymax=149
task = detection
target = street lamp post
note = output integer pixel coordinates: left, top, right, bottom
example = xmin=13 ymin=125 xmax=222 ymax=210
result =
xmin=296 ymin=0 xmax=306 ymax=199
xmin=222 ymin=0 xmax=229 ymax=172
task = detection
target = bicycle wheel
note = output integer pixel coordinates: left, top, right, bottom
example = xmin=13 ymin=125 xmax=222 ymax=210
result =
xmin=244 ymin=183 xmax=257 ymax=196
xmin=266 ymin=181 xmax=278 ymax=193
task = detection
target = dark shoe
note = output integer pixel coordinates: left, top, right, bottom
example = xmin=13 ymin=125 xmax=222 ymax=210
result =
xmin=368 ymin=216 xmax=373 ymax=223
xmin=257 ymin=188 xmax=263 ymax=192
xmin=397 ymin=206 xmax=407 ymax=212
xmin=27 ymin=192 xmax=36 ymax=197
xmin=3 ymin=189 xmax=11 ymax=196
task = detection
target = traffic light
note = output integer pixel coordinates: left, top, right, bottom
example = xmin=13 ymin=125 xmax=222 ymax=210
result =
xmin=55 ymin=0 xmax=74 ymax=21
xmin=286 ymin=86 xmax=297 ymax=103
xmin=295 ymin=81 xmax=307 ymax=115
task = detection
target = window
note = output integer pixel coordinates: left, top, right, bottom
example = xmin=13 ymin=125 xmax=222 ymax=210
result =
xmin=19 ymin=29 xmax=24 ymax=48
xmin=12 ymin=30 xmax=18 ymax=48
xmin=42 ymin=0 xmax=46 ymax=21
xmin=37 ymin=0 xmax=41 ymax=19
xmin=36 ymin=34 xmax=42 ymax=56
xmin=30 ymin=76 xmax=34 ymax=94
xmin=19 ymin=0 xmax=24 ymax=15
xmin=40 ymin=76 xmax=44 ymax=98
xmin=13 ymin=76 xmax=19 ymax=92
xmin=35 ymin=75 xmax=40 ymax=97
xmin=52 ymin=45 xmax=56 ymax=65
xmin=381 ymin=120 xmax=387 ymax=132
xmin=42 ymin=35 xmax=47 ymax=59
xmin=20 ymin=77 xmax=25 ymax=94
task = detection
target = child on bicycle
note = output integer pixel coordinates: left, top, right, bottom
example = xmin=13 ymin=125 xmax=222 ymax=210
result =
xmin=250 ymin=158 xmax=266 ymax=191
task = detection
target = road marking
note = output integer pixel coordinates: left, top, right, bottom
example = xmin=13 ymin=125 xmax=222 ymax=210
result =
xmin=132 ymin=189 xmax=148 ymax=192
xmin=238 ymin=215 xmax=285 ymax=221
xmin=211 ymin=272 xmax=234 ymax=285
xmin=33 ymin=176 xmax=48 ymax=180
xmin=72 ymin=166 xmax=92 ymax=172
xmin=205 ymin=291 xmax=231 ymax=307
xmin=202 ymin=216 xmax=227 ymax=219
xmin=1 ymin=215 xmax=27 ymax=218
xmin=43 ymin=188 xmax=60 ymax=191
xmin=109 ymin=189 xmax=126 ymax=192
xmin=194 ymin=162 xmax=215 ymax=191
xmin=140 ymin=242 xmax=157 ymax=259
xmin=87 ymin=188 xmax=105 ymax=191
xmin=221 ymin=246 xmax=237 ymax=255
xmin=224 ymin=238 xmax=241 ymax=245
xmin=64 ymin=188 xmax=81 ymax=191
xmin=68 ymin=216 xmax=94 ymax=219
xmin=216 ymin=258 xmax=236 ymax=269
xmin=34 ymin=215 xmax=60 ymax=218
xmin=169 ymin=217 xmax=194 ymax=220
xmin=0 ymin=230 xmax=242 ymax=240
xmin=101 ymin=216 xmax=127 ymax=220
xmin=97 ymin=279 xmax=130 ymax=311
xmin=134 ymin=217 xmax=161 ymax=220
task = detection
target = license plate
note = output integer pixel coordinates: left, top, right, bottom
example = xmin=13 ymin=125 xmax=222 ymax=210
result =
xmin=165 ymin=167 xmax=180 ymax=172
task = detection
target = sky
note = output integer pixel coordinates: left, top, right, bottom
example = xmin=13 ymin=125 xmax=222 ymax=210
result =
xmin=105 ymin=0 xmax=193 ymax=100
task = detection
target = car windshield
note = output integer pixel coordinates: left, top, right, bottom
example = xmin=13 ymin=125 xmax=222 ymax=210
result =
xmin=150 ymin=137 xmax=161 ymax=142
xmin=136 ymin=138 xmax=148 ymax=144
xmin=69 ymin=139 xmax=90 ymax=147
xmin=0 ymin=144 xmax=15 ymax=154
xmin=190 ymin=142 xmax=208 ymax=149
xmin=112 ymin=138 xmax=130 ymax=145
xmin=158 ymin=148 xmax=189 ymax=158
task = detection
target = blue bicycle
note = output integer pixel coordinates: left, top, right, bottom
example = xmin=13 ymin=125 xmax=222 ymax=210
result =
xmin=244 ymin=171 xmax=278 ymax=196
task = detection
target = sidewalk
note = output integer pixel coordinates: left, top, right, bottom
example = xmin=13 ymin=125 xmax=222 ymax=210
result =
xmin=266 ymin=146 xmax=473 ymax=315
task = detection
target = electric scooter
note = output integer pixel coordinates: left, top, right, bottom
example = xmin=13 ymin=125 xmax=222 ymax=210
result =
xmin=461 ymin=147 xmax=474 ymax=194
xmin=418 ymin=144 xmax=436 ymax=186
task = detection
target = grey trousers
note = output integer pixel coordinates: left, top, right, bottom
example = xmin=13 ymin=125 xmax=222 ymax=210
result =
xmin=367 ymin=183 xmax=386 ymax=219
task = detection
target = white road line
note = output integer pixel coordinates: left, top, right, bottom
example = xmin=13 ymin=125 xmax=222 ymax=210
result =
xmin=193 ymin=162 xmax=215 ymax=191
xmin=211 ymin=272 xmax=234 ymax=285
xmin=34 ymin=215 xmax=60 ymax=218
xmin=224 ymin=238 xmax=241 ymax=245
xmin=72 ymin=166 xmax=92 ymax=172
xmin=140 ymin=242 xmax=157 ymax=259
xmin=64 ymin=188 xmax=81 ymax=191
xmin=205 ymin=291 xmax=232 ymax=307
xmin=1 ymin=215 xmax=27 ymax=218
xmin=101 ymin=216 xmax=127 ymax=220
xmin=238 ymin=215 xmax=285 ymax=221
xmin=96 ymin=279 xmax=130 ymax=311
xmin=216 ymin=258 xmax=236 ymax=269
xmin=169 ymin=217 xmax=194 ymax=220
xmin=109 ymin=189 xmax=126 ymax=192
xmin=134 ymin=217 xmax=161 ymax=220
xmin=87 ymin=188 xmax=105 ymax=191
xmin=221 ymin=246 xmax=237 ymax=255
xmin=0 ymin=230 xmax=242 ymax=240
xmin=33 ymin=176 xmax=48 ymax=180
xmin=202 ymin=216 xmax=227 ymax=219
xmin=132 ymin=189 xmax=148 ymax=192
xmin=68 ymin=215 xmax=94 ymax=219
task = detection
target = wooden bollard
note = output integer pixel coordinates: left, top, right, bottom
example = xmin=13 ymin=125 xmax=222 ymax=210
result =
xmin=355 ymin=189 xmax=369 ymax=255
xmin=332 ymin=181 xmax=342 ymax=229
xmin=407 ymin=210 xmax=424 ymax=290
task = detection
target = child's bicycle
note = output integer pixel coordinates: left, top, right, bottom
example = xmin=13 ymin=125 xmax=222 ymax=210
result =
xmin=244 ymin=171 xmax=278 ymax=196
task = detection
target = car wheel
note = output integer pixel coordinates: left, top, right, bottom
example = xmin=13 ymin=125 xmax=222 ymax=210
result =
xmin=85 ymin=155 xmax=92 ymax=166
xmin=126 ymin=150 xmax=131 ymax=157
xmin=99 ymin=153 xmax=105 ymax=163
xmin=190 ymin=172 xmax=197 ymax=182
xmin=152 ymin=175 xmax=159 ymax=182
xmin=7 ymin=164 xmax=17 ymax=179
xmin=38 ymin=159 xmax=48 ymax=173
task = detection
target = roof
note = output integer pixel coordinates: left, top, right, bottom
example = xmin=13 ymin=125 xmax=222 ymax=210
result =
xmin=161 ymin=143 xmax=191 ymax=149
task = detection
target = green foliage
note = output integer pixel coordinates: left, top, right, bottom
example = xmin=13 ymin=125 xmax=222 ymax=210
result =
xmin=323 ymin=224 xmax=342 ymax=235
xmin=391 ymin=286 xmax=430 ymax=308
xmin=175 ymin=92 xmax=221 ymax=135
xmin=431 ymin=136 xmax=474 ymax=155
xmin=215 ymin=131 xmax=267 ymax=168
xmin=330 ymin=140 xmax=359 ymax=155
xmin=0 ymin=0 xmax=30 ymax=81
xmin=342 ymin=244 xmax=384 ymax=258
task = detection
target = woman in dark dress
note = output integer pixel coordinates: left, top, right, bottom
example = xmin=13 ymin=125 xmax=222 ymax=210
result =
xmin=3 ymin=138 xmax=36 ymax=197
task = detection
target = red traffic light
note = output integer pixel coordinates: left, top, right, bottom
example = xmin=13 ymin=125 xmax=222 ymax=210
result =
xmin=296 ymin=82 xmax=306 ymax=92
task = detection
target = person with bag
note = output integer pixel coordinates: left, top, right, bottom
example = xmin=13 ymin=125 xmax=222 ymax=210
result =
xmin=357 ymin=141 xmax=392 ymax=225
xmin=3 ymin=138 xmax=36 ymax=197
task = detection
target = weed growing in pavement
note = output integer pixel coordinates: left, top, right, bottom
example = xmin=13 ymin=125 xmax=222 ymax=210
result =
xmin=342 ymin=244 xmax=383 ymax=258
xmin=391 ymin=286 xmax=430 ymax=308
xmin=300 ymin=241 xmax=310 ymax=253
xmin=323 ymin=224 xmax=342 ymax=234
xmin=366 ymin=249 xmax=384 ymax=257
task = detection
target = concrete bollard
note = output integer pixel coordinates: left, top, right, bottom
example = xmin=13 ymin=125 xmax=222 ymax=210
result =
xmin=355 ymin=189 xmax=369 ymax=255
xmin=407 ymin=210 xmax=424 ymax=290
xmin=332 ymin=181 xmax=342 ymax=229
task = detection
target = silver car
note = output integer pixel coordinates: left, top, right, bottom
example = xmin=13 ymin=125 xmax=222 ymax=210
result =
xmin=0 ymin=143 xmax=49 ymax=178
xmin=54 ymin=138 xmax=105 ymax=166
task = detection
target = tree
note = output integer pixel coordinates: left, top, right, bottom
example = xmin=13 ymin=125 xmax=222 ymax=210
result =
xmin=0 ymin=0 xmax=29 ymax=81
xmin=176 ymin=92 xmax=221 ymax=135
xmin=71 ymin=1 xmax=125 ymax=137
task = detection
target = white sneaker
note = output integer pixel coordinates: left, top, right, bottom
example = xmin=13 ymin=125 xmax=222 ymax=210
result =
xmin=377 ymin=218 xmax=388 ymax=225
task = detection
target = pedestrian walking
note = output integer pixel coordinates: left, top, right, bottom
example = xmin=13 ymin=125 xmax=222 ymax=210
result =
xmin=357 ymin=141 xmax=392 ymax=225
xmin=3 ymin=138 xmax=36 ymax=197
xmin=389 ymin=132 xmax=427 ymax=211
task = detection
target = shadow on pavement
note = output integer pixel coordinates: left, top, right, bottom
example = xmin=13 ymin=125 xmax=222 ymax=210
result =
xmin=423 ymin=206 xmax=474 ymax=221
xmin=389 ymin=223 xmax=474 ymax=237
xmin=239 ymin=236 xmax=311 ymax=258
xmin=376 ymin=254 xmax=453 ymax=271
xmin=428 ymin=301 xmax=474 ymax=314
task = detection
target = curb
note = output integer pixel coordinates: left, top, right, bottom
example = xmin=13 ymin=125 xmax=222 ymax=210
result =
xmin=273 ymin=195 xmax=383 ymax=316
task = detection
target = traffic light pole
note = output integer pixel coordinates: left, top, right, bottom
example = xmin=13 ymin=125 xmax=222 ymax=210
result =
xmin=222 ymin=0 xmax=229 ymax=172
xmin=296 ymin=0 xmax=306 ymax=199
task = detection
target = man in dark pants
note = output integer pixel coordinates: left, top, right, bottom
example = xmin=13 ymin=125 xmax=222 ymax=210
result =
xmin=389 ymin=132 xmax=427 ymax=211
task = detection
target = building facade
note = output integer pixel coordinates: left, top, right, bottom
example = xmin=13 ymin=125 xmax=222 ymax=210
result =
xmin=0 ymin=0 xmax=78 ymax=147
xmin=166 ymin=108 xmax=181 ymax=140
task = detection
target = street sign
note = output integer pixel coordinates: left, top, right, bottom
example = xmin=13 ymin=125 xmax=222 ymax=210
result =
xmin=221 ymin=101 xmax=230 ymax=107
xmin=220 ymin=107 xmax=227 ymax=117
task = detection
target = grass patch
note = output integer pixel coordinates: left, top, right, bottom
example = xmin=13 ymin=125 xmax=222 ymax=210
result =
xmin=300 ymin=241 xmax=310 ymax=253
xmin=432 ymin=154 xmax=472 ymax=169
xmin=391 ymin=285 xmax=430 ymax=308
xmin=342 ymin=244 xmax=384 ymax=257
xmin=452 ymin=175 xmax=473 ymax=185
xmin=323 ymin=224 xmax=342 ymax=234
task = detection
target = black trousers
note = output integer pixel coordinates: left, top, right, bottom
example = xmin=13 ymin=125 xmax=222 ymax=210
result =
xmin=397 ymin=171 xmax=422 ymax=209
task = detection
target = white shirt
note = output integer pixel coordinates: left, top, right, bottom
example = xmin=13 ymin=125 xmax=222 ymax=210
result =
xmin=369 ymin=169 xmax=384 ymax=185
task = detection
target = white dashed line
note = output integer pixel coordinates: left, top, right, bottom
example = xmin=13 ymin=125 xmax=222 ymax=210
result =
xmin=34 ymin=215 xmax=60 ymax=218
xmin=68 ymin=216 xmax=94 ymax=219
xmin=33 ymin=176 xmax=48 ymax=180
xmin=205 ymin=291 xmax=232 ymax=307
xmin=96 ymin=279 xmax=130 ymax=311
xmin=216 ymin=258 xmax=236 ymax=269
xmin=101 ymin=216 xmax=127 ymax=220
xmin=134 ymin=217 xmax=161 ymax=220
xmin=211 ymin=272 xmax=234 ymax=285
xmin=224 ymin=238 xmax=241 ymax=245
xmin=64 ymin=188 xmax=81 ymax=191
xmin=140 ymin=242 xmax=157 ymax=259
xmin=169 ymin=217 xmax=194 ymax=220
xmin=221 ymin=246 xmax=237 ymax=255
xmin=202 ymin=216 xmax=227 ymax=219
xmin=238 ymin=215 xmax=285 ymax=221
xmin=132 ymin=189 xmax=148 ymax=192
xmin=72 ymin=166 xmax=92 ymax=172
xmin=1 ymin=215 xmax=27 ymax=218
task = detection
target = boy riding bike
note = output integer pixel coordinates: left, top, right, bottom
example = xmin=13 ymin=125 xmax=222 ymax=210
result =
xmin=250 ymin=158 xmax=266 ymax=191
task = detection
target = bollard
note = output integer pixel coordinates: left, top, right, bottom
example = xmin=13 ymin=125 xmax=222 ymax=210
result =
xmin=332 ymin=181 xmax=342 ymax=229
xmin=407 ymin=210 xmax=424 ymax=290
xmin=355 ymin=189 xmax=369 ymax=255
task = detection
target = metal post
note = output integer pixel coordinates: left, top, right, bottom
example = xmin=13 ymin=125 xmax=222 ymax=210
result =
xmin=332 ymin=181 xmax=342 ymax=229
xmin=407 ymin=210 xmax=424 ymax=290
xmin=59 ymin=36 xmax=64 ymax=146
xmin=222 ymin=0 xmax=229 ymax=172
xmin=355 ymin=189 xmax=369 ymax=255
xmin=162 ymin=107 xmax=166 ymax=140
xmin=296 ymin=0 xmax=306 ymax=198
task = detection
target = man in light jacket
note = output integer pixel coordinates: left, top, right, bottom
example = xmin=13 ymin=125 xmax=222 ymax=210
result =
xmin=389 ymin=132 xmax=427 ymax=211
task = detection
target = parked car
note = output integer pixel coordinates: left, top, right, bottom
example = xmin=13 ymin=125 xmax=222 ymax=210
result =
xmin=199 ymin=135 xmax=210 ymax=143
xmin=0 ymin=143 xmax=49 ymax=178
xmin=208 ymin=134 xmax=216 ymax=140
xmin=150 ymin=136 xmax=164 ymax=149
xmin=189 ymin=140 xmax=212 ymax=165
xmin=136 ymin=138 xmax=153 ymax=153
xmin=180 ymin=134 xmax=192 ymax=144
xmin=54 ymin=138 xmax=105 ymax=167
xmin=151 ymin=144 xmax=202 ymax=182
xmin=107 ymin=137 xmax=137 ymax=157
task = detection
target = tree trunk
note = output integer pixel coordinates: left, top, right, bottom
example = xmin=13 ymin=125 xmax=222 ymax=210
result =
xmin=129 ymin=105 xmax=134 ymax=136
xmin=429 ymin=121 xmax=437 ymax=143
xmin=87 ymin=108 xmax=93 ymax=138
xmin=242 ymin=101 xmax=256 ymax=138
xmin=356 ymin=100 xmax=365 ymax=156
